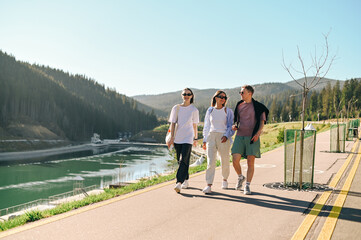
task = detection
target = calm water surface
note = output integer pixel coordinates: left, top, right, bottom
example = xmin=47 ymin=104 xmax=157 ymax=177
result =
xmin=0 ymin=144 xmax=173 ymax=210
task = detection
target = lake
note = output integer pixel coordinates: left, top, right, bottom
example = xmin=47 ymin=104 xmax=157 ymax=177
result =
xmin=0 ymin=144 xmax=173 ymax=210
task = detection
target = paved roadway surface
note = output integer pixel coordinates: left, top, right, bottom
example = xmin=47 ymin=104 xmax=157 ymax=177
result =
xmin=0 ymin=130 xmax=360 ymax=240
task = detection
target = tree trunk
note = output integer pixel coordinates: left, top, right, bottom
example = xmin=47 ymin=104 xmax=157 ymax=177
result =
xmin=299 ymin=82 xmax=307 ymax=189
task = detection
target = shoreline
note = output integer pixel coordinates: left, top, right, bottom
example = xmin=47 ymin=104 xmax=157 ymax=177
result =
xmin=0 ymin=141 xmax=167 ymax=164
xmin=0 ymin=144 xmax=93 ymax=163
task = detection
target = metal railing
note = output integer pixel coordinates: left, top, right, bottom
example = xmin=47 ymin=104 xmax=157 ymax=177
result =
xmin=0 ymin=198 xmax=50 ymax=218
xmin=0 ymin=185 xmax=100 ymax=218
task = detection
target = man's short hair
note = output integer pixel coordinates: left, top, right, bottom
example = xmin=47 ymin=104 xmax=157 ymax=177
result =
xmin=242 ymin=85 xmax=254 ymax=95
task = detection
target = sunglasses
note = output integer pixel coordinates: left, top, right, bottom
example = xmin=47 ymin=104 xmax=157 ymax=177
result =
xmin=182 ymin=93 xmax=192 ymax=96
xmin=216 ymin=95 xmax=227 ymax=100
xmin=239 ymin=91 xmax=245 ymax=95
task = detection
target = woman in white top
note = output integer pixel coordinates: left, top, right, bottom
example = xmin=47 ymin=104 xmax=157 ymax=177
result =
xmin=167 ymin=88 xmax=199 ymax=193
xmin=202 ymin=90 xmax=234 ymax=194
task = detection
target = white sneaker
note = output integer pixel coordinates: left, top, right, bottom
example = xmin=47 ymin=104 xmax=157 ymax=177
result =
xmin=244 ymin=185 xmax=251 ymax=195
xmin=202 ymin=186 xmax=211 ymax=194
xmin=235 ymin=175 xmax=245 ymax=190
xmin=189 ymin=155 xmax=205 ymax=167
xmin=174 ymin=183 xmax=182 ymax=193
xmin=181 ymin=180 xmax=189 ymax=189
xmin=222 ymin=180 xmax=228 ymax=189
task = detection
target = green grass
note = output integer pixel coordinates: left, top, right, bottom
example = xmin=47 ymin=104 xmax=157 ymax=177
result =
xmin=0 ymin=215 xmax=28 ymax=231
xmin=259 ymin=122 xmax=330 ymax=151
xmin=0 ymin=122 xmax=331 ymax=232
xmin=25 ymin=210 xmax=44 ymax=222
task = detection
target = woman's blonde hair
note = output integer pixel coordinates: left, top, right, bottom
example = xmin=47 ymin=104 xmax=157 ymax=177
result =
xmin=211 ymin=90 xmax=227 ymax=107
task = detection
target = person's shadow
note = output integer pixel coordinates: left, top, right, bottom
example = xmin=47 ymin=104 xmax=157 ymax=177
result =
xmin=179 ymin=188 xmax=361 ymax=223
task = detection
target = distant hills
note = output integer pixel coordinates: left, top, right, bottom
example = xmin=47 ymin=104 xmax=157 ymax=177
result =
xmin=0 ymin=51 xmax=159 ymax=141
xmin=133 ymin=78 xmax=346 ymax=116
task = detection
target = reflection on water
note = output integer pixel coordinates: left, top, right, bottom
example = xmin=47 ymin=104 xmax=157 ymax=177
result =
xmin=0 ymin=144 xmax=173 ymax=210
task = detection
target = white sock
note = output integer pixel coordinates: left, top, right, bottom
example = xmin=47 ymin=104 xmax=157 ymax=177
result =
xmin=238 ymin=174 xmax=244 ymax=178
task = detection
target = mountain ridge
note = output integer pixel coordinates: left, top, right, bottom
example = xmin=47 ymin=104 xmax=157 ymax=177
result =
xmin=133 ymin=78 xmax=346 ymax=115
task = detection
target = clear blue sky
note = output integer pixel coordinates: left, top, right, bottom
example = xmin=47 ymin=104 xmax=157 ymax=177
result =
xmin=1 ymin=0 xmax=360 ymax=96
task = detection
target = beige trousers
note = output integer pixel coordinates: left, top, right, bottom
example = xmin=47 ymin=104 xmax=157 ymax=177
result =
xmin=206 ymin=132 xmax=231 ymax=185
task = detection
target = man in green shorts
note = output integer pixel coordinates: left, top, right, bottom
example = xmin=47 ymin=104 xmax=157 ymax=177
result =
xmin=231 ymin=85 xmax=269 ymax=194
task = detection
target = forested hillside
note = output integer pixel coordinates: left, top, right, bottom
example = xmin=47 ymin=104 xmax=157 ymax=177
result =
xmin=134 ymin=79 xmax=360 ymax=122
xmin=0 ymin=51 xmax=159 ymax=141
xmin=133 ymin=83 xmax=295 ymax=114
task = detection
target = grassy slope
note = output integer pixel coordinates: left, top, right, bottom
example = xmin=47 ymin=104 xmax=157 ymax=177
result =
xmin=259 ymin=122 xmax=330 ymax=152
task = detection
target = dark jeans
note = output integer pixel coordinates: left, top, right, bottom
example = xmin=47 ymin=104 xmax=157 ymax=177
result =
xmin=174 ymin=143 xmax=192 ymax=183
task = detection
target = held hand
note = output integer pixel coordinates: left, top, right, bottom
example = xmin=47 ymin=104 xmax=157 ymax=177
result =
xmin=202 ymin=142 xmax=207 ymax=150
xmin=221 ymin=136 xmax=228 ymax=143
xmin=232 ymin=125 xmax=238 ymax=131
xmin=251 ymin=134 xmax=259 ymax=142
xmin=167 ymin=138 xmax=174 ymax=149
xmin=193 ymin=139 xmax=197 ymax=147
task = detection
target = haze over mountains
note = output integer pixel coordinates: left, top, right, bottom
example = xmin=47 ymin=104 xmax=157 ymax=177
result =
xmin=133 ymin=78 xmax=346 ymax=117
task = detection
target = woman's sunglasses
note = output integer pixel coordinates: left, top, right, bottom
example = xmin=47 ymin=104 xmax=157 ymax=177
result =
xmin=216 ymin=95 xmax=227 ymax=100
xmin=182 ymin=93 xmax=192 ymax=96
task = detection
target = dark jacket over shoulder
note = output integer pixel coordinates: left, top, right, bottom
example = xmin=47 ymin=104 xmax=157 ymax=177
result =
xmin=233 ymin=98 xmax=269 ymax=143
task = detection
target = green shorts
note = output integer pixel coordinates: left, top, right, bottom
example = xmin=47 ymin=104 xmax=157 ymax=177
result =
xmin=231 ymin=135 xmax=261 ymax=158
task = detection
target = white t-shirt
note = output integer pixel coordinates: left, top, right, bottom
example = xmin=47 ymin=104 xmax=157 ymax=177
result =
xmin=210 ymin=107 xmax=227 ymax=133
xmin=169 ymin=104 xmax=199 ymax=144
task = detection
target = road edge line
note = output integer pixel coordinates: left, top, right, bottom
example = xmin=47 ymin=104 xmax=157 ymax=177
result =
xmin=291 ymin=139 xmax=359 ymax=240
xmin=317 ymin=140 xmax=361 ymax=240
